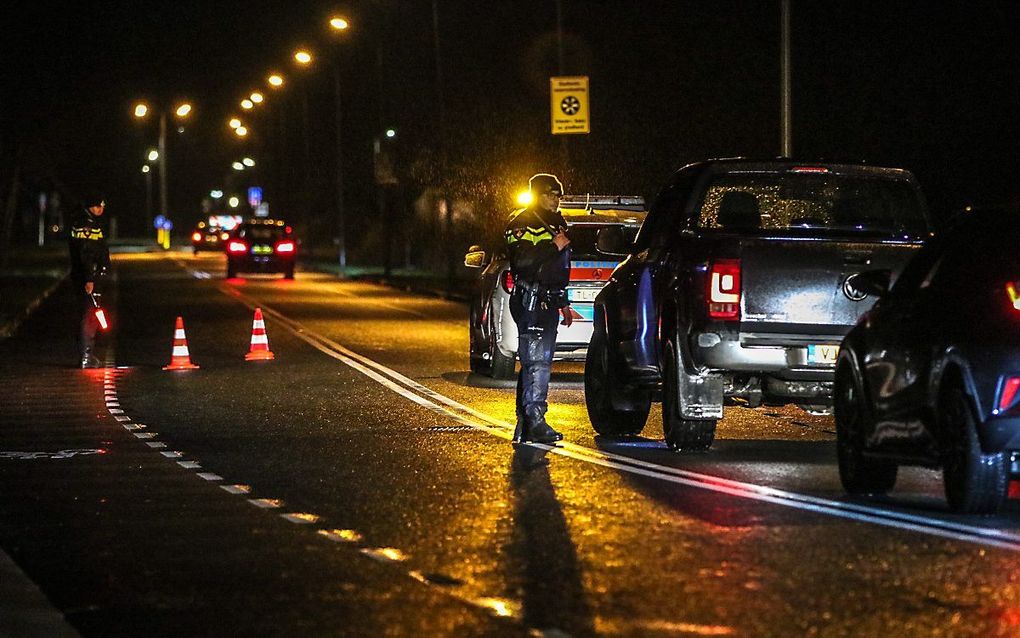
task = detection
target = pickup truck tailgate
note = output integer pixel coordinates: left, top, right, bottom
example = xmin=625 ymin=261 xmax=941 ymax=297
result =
xmin=739 ymin=239 xmax=919 ymax=342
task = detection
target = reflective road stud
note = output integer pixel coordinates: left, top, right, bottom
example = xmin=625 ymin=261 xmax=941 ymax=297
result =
xmin=245 ymin=308 xmax=275 ymax=361
xmin=163 ymin=316 xmax=200 ymax=370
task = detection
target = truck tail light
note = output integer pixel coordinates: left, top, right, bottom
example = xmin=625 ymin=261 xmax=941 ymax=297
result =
xmin=708 ymin=259 xmax=741 ymax=320
xmin=276 ymin=240 xmax=295 ymax=254
xmin=998 ymin=376 xmax=1020 ymax=413
xmin=227 ymin=240 xmax=248 ymax=254
xmin=501 ymin=270 xmax=514 ymax=294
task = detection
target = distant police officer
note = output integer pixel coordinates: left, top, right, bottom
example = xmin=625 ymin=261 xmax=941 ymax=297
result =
xmin=505 ymin=173 xmax=573 ymax=444
xmin=68 ymin=191 xmax=110 ymax=368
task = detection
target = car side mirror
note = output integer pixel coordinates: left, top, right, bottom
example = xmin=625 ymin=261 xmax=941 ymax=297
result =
xmin=848 ymin=269 xmax=891 ymax=298
xmin=464 ymin=245 xmax=489 ymax=268
xmin=596 ymin=227 xmax=629 ymax=256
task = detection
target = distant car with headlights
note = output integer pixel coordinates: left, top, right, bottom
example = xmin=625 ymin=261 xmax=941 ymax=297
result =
xmin=835 ymin=209 xmax=1020 ymax=514
xmin=464 ymin=196 xmax=646 ymax=379
xmin=191 ymin=221 xmax=229 ymax=254
xmin=225 ymin=218 xmax=297 ymax=279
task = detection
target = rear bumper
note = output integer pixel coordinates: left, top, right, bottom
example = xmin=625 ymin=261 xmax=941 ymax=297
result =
xmin=695 ymin=338 xmax=836 ymax=380
xmin=229 ymin=255 xmax=294 ymax=273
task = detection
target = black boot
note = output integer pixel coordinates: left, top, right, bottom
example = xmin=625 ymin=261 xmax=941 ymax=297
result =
xmin=526 ymin=420 xmax=563 ymax=445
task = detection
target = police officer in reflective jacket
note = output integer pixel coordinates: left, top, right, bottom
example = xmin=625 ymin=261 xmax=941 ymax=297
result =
xmin=505 ymin=173 xmax=573 ymax=444
xmin=68 ymin=192 xmax=110 ymax=368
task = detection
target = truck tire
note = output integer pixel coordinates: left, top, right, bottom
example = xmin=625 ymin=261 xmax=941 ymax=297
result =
xmin=834 ymin=363 xmax=897 ymax=495
xmin=584 ymin=321 xmax=650 ymax=436
xmin=940 ymin=381 xmax=1007 ymax=514
xmin=661 ymin=341 xmax=716 ymax=452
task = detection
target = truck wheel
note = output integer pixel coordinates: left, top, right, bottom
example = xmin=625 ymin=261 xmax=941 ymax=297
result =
xmin=834 ymin=363 xmax=897 ymax=495
xmin=584 ymin=321 xmax=650 ymax=436
xmin=661 ymin=341 xmax=715 ymax=452
xmin=940 ymin=381 xmax=1007 ymax=514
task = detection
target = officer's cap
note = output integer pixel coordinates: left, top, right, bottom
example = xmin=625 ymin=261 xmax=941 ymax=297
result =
xmin=529 ymin=173 xmax=564 ymax=196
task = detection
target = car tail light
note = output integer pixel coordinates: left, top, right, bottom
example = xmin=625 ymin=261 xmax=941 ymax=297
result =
xmin=1006 ymin=282 xmax=1020 ymax=311
xmin=276 ymin=240 xmax=295 ymax=254
xmin=708 ymin=259 xmax=741 ymax=320
xmin=501 ymin=270 xmax=514 ymax=294
xmin=227 ymin=240 xmax=248 ymax=254
xmin=220 ymin=232 xmax=229 ymax=240
xmin=192 ymin=232 xmax=202 ymax=242
xmin=997 ymin=376 xmax=1020 ymax=414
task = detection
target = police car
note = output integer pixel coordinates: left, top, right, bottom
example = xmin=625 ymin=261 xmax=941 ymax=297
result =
xmin=465 ymin=196 xmax=646 ymax=379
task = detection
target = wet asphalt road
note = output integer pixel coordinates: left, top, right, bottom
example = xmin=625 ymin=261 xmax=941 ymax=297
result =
xmin=3 ymin=251 xmax=1020 ymax=637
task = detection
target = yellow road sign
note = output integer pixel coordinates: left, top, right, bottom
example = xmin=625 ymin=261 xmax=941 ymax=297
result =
xmin=550 ymin=76 xmax=590 ymax=135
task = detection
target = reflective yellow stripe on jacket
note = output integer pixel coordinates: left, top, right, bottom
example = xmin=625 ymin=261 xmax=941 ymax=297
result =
xmin=71 ymin=227 xmax=104 ymax=240
xmin=505 ymin=225 xmax=553 ymax=246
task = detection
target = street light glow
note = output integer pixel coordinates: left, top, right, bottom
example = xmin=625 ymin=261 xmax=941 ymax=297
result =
xmin=294 ymin=50 xmax=312 ymax=65
xmin=232 ymin=162 xmax=244 ymax=171
xmin=133 ymin=103 xmax=149 ymax=118
xmin=329 ymin=17 xmax=350 ymax=30
xmin=211 ymin=190 xmax=223 ymax=199
xmin=175 ymin=103 xmax=192 ymax=117
xmin=241 ymin=99 xmax=254 ymax=110
xmin=242 ymin=157 xmax=255 ymax=167
xmin=229 ymin=196 xmax=240 ymax=208
xmin=235 ymin=126 xmax=248 ymax=137
xmin=141 ymin=165 xmax=150 ymax=174
xmin=268 ymin=74 xmax=284 ymax=88
xmin=385 ymin=128 xmax=397 ymax=138
xmin=250 ymin=92 xmax=264 ymax=104
xmin=229 ymin=118 xmax=241 ymax=129
xmin=147 ymin=149 xmax=159 ymax=162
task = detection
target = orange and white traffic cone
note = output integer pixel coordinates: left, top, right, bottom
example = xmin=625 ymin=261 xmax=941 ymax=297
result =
xmin=163 ymin=316 xmax=200 ymax=370
xmin=245 ymin=308 xmax=275 ymax=361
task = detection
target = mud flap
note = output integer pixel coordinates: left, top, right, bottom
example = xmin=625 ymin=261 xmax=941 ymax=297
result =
xmin=679 ymin=368 xmax=724 ymax=420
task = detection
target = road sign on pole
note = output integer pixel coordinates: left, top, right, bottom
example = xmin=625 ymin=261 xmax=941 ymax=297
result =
xmin=550 ymin=76 xmax=590 ymax=135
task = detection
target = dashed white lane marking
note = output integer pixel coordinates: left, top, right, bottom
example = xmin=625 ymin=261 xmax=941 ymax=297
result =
xmin=197 ymin=472 xmax=223 ymax=481
xmin=248 ymin=498 xmax=282 ymax=509
xmin=218 ymin=286 xmax=1020 ymax=554
xmin=281 ymin=513 xmax=321 ymax=524
xmin=146 ymin=442 xmax=167 ymax=449
xmin=123 ymin=423 xmax=145 ymax=430
xmin=318 ymin=529 xmax=363 ymax=543
xmin=177 ymin=460 xmax=201 ymax=469
xmin=113 ymin=416 xmax=131 ymax=422
xmin=160 ymin=451 xmax=183 ymax=459
xmin=133 ymin=432 xmax=157 ymax=439
xmin=221 ymin=485 xmax=251 ymax=495
xmin=360 ymin=547 xmax=408 ymax=563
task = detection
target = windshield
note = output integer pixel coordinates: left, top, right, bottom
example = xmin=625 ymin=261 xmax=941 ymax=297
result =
xmin=696 ymin=174 xmax=929 ymax=239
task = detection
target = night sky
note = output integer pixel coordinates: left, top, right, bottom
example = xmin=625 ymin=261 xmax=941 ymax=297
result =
xmin=3 ymin=1 xmax=1019 ymax=241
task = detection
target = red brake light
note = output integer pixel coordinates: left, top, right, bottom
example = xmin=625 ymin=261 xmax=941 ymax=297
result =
xmin=192 ymin=232 xmax=202 ymax=242
xmin=998 ymin=377 xmax=1020 ymax=413
xmin=708 ymin=259 xmax=741 ymax=320
xmin=276 ymin=240 xmax=295 ymax=254
xmin=501 ymin=270 xmax=515 ymax=294
xmin=285 ymin=226 xmax=293 ymax=234
xmin=228 ymin=240 xmax=248 ymax=254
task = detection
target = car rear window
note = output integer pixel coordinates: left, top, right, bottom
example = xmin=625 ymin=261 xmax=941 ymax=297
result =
xmin=566 ymin=225 xmax=640 ymax=258
xmin=240 ymin=226 xmax=285 ymax=240
xmin=695 ymin=174 xmax=929 ymax=239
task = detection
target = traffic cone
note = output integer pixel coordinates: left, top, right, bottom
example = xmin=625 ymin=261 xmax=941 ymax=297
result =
xmin=245 ymin=308 xmax=275 ymax=361
xmin=163 ymin=316 xmax=200 ymax=370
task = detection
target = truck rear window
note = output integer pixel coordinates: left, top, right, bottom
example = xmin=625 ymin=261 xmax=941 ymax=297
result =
xmin=696 ymin=174 xmax=928 ymax=239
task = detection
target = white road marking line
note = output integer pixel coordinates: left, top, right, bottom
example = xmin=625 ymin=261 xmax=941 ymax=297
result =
xmin=114 ymin=416 xmax=131 ymax=422
xmin=221 ymin=485 xmax=252 ymax=495
xmin=248 ymin=498 xmax=282 ymax=509
xmin=123 ymin=423 xmax=145 ymax=430
xmin=219 ymin=285 xmax=1020 ymax=554
xmin=360 ymin=547 xmax=408 ymax=562
xmin=197 ymin=472 xmax=223 ymax=481
xmin=178 ymin=461 xmax=202 ymax=469
xmin=108 ymin=408 xmax=124 ymax=414
xmin=318 ymin=529 xmax=363 ymax=543
xmin=146 ymin=442 xmax=167 ymax=449
xmin=160 ymin=451 xmax=183 ymax=459
xmin=281 ymin=513 xmax=321 ymax=524
xmin=133 ymin=432 xmax=157 ymax=439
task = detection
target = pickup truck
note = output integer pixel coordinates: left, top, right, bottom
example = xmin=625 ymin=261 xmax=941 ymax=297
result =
xmin=585 ymin=159 xmax=933 ymax=451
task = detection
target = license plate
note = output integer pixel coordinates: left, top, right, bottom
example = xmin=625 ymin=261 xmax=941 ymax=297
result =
xmin=807 ymin=344 xmax=839 ymax=365
xmin=569 ymin=288 xmax=600 ymax=302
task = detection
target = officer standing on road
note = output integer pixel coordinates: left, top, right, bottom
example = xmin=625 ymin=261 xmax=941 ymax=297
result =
xmin=68 ymin=191 xmax=110 ymax=368
xmin=505 ymin=173 xmax=573 ymax=444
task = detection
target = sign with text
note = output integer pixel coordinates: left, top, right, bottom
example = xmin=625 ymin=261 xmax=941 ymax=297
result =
xmin=550 ymin=76 xmax=590 ymax=135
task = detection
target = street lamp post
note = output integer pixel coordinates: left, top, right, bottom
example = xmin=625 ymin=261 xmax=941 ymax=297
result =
xmin=133 ymin=101 xmax=191 ymax=242
xmin=329 ymin=16 xmax=350 ymax=271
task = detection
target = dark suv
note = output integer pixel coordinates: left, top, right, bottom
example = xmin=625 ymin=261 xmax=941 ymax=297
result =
xmin=225 ymin=218 xmax=297 ymax=279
